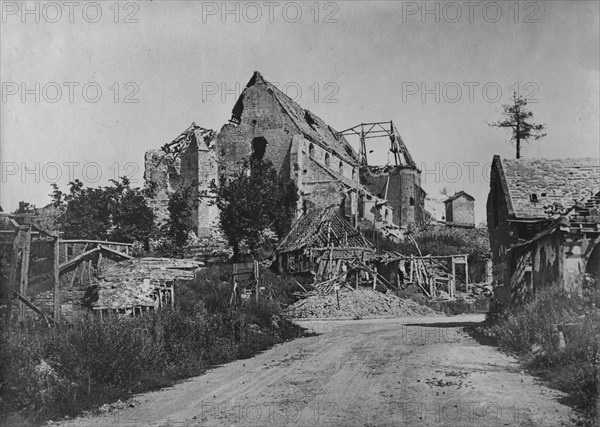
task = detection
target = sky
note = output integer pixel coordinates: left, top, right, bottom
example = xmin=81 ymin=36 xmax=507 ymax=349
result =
xmin=1 ymin=0 xmax=599 ymax=224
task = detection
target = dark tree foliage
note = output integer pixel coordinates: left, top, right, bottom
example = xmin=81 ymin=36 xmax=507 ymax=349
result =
xmin=162 ymin=184 xmax=196 ymax=249
xmin=51 ymin=177 xmax=155 ymax=243
xmin=12 ymin=201 xmax=37 ymax=214
xmin=209 ymin=158 xmax=298 ymax=259
xmin=489 ymin=92 xmax=547 ymax=159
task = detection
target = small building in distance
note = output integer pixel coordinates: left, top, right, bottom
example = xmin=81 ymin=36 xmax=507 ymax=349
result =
xmin=444 ymin=191 xmax=475 ymax=228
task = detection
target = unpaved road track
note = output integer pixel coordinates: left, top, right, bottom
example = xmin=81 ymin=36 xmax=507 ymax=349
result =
xmin=61 ymin=315 xmax=572 ymax=426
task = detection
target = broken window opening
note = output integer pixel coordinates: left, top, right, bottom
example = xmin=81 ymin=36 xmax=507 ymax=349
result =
xmin=230 ymin=93 xmax=245 ymax=124
xmin=339 ymin=161 xmax=343 ymax=175
xmin=251 ymin=137 xmax=267 ymax=161
xmin=352 ymin=168 xmax=356 ymax=180
xmin=325 ymin=153 xmax=330 ymax=168
xmin=309 ymin=143 xmax=315 ymax=158
xmin=410 ymin=197 xmax=415 ymax=206
xmin=530 ymin=193 xmax=539 ymax=203
xmin=304 ymin=110 xmax=316 ymax=129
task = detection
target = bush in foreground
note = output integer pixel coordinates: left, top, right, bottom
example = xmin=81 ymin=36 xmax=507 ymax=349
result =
xmin=0 ymin=271 xmax=305 ymax=425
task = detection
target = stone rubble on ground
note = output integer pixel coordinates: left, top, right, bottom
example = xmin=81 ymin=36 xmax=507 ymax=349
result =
xmin=286 ymin=288 xmax=439 ymax=319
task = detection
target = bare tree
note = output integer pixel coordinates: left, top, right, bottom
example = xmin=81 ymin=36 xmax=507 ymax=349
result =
xmin=489 ymin=92 xmax=546 ymax=159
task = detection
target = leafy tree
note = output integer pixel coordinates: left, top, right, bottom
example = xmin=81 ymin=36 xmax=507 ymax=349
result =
xmin=109 ymin=178 xmax=157 ymax=244
xmin=12 ymin=201 xmax=37 ymax=214
xmin=489 ymin=92 xmax=547 ymax=159
xmin=162 ymin=184 xmax=196 ymax=249
xmin=51 ymin=177 xmax=156 ymax=244
xmin=210 ymin=158 xmax=298 ymax=259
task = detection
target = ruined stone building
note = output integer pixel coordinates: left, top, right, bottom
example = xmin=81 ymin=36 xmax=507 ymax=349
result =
xmin=486 ymin=156 xmax=600 ymax=304
xmin=444 ymin=191 xmax=475 ymax=228
xmin=144 ymin=72 xmax=424 ymax=242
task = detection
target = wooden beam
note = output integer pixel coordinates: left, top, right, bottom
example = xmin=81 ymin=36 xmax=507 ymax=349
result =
xmin=98 ymin=244 xmax=132 ymax=261
xmin=60 ymin=239 xmax=133 ymax=246
xmin=53 ymin=238 xmax=60 ymax=321
xmin=59 ymin=247 xmax=101 ymax=275
xmin=19 ymin=226 xmax=32 ymax=322
xmin=5 ymin=230 xmax=21 ymax=323
xmin=11 ymin=289 xmax=52 ymax=327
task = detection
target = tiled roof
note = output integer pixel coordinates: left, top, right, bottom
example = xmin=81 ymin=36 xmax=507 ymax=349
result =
xmin=499 ymin=157 xmax=600 ymax=219
xmin=235 ymin=72 xmax=359 ymax=165
xmin=444 ymin=191 xmax=475 ymax=204
xmin=277 ymin=206 xmax=372 ymax=253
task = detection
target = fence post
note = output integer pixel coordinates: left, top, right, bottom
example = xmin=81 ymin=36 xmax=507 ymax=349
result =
xmin=53 ymin=237 xmax=60 ymax=322
xmin=6 ymin=230 xmax=20 ymax=324
xmin=19 ymin=226 xmax=32 ymax=322
xmin=254 ymin=260 xmax=259 ymax=302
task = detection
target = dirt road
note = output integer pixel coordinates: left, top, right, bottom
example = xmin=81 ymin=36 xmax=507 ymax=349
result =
xmin=61 ymin=315 xmax=573 ymax=426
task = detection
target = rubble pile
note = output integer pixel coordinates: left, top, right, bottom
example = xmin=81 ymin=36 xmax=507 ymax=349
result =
xmin=286 ymin=288 xmax=438 ymax=319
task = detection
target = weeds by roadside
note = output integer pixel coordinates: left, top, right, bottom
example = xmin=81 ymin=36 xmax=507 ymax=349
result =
xmin=468 ymin=283 xmax=599 ymax=426
xmin=0 ymin=267 xmax=305 ymax=426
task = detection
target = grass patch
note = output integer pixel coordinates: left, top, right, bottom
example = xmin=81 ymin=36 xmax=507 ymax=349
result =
xmin=0 ymin=266 xmax=305 ymax=426
xmin=468 ymin=284 xmax=599 ymax=426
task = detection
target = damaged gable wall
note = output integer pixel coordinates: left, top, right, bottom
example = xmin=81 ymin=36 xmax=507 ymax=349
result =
xmin=216 ymin=74 xmax=300 ymax=180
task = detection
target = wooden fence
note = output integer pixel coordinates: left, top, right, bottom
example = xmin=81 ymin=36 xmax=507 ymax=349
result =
xmin=1 ymin=214 xmax=133 ymax=324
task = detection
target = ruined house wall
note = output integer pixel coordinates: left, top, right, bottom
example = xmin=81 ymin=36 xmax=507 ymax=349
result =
xmin=531 ymin=232 xmax=563 ymax=292
xmin=563 ymin=235 xmax=599 ymax=286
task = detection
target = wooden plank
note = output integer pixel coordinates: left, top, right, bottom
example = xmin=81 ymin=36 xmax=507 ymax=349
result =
xmin=98 ymin=244 xmax=132 ymax=261
xmin=59 ymin=247 xmax=101 ymax=275
xmin=53 ymin=237 xmax=60 ymax=321
xmin=19 ymin=226 xmax=32 ymax=321
xmin=11 ymin=289 xmax=52 ymax=326
xmin=69 ymin=265 xmax=79 ymax=288
xmin=96 ymin=252 xmax=103 ymax=274
xmin=60 ymin=239 xmax=133 ymax=246
xmin=5 ymin=230 xmax=21 ymax=323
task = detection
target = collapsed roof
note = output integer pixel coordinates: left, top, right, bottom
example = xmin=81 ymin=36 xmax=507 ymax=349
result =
xmin=277 ymin=206 xmax=372 ymax=254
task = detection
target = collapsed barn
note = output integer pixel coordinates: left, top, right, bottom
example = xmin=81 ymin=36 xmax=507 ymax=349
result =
xmin=0 ymin=212 xmax=202 ymax=323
